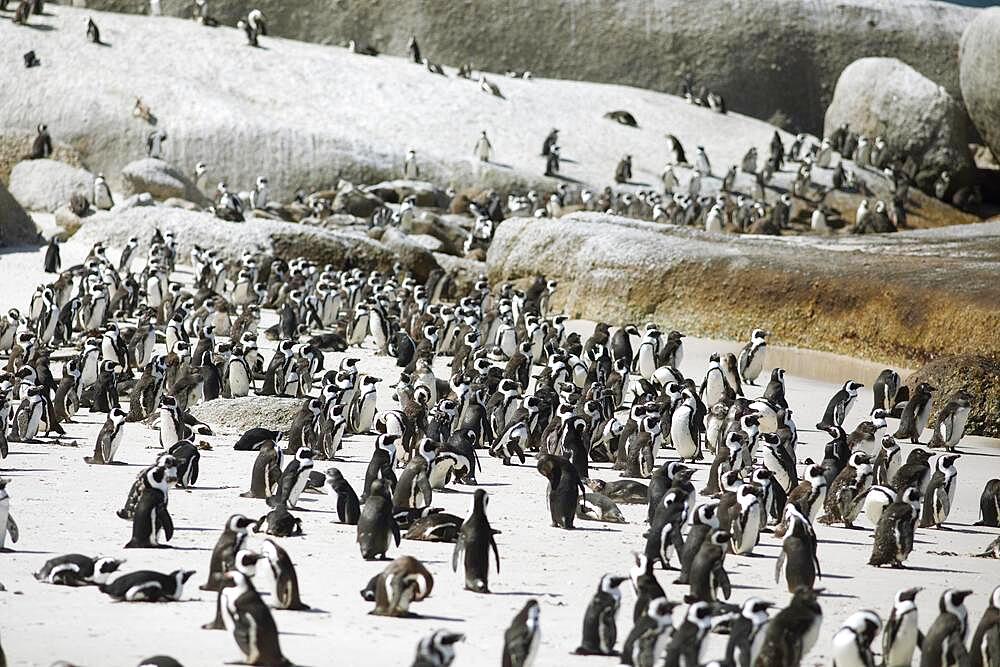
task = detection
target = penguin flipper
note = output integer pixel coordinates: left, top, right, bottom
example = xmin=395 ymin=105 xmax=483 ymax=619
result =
xmin=390 ymin=517 xmax=401 ymax=547
xmin=716 ymin=564 xmax=732 ymax=600
xmin=774 ymin=548 xmax=785 ymax=584
xmin=7 ymin=514 xmax=17 ymax=543
xmin=451 ymin=537 xmax=464 ymax=572
xmin=490 ymin=533 xmax=501 ymax=573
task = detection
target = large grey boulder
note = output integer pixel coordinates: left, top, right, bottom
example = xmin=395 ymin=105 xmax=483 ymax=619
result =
xmin=71 ymin=206 xmax=440 ymax=278
xmin=365 ymin=180 xmax=449 ymax=208
xmin=378 ymin=227 xmax=441 ymax=281
xmin=8 ymin=159 xmax=95 ymax=212
xmin=824 ymin=58 xmax=974 ymax=190
xmin=487 ymin=212 xmax=1000 ymax=366
xmin=960 ymin=9 xmax=1000 ymax=169
xmin=120 ymin=158 xmax=211 ymax=206
xmin=190 ymin=396 xmax=303 ymax=433
xmin=85 ymin=0 xmax=977 ymax=134
xmin=0 ymin=181 xmax=40 ymax=245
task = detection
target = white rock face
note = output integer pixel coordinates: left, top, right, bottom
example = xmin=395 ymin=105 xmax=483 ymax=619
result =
xmin=8 ymin=159 xmax=95 ymax=213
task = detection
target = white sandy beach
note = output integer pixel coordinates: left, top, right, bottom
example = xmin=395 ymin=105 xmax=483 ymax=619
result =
xmin=0 ymin=228 xmax=997 ymax=667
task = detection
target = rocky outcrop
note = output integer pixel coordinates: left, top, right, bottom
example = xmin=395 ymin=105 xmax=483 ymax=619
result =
xmin=487 ymin=212 xmax=1000 ymax=367
xmin=824 ymin=58 xmax=974 ymax=190
xmin=0 ymin=128 xmax=84 ymax=185
xmin=8 ymin=159 xmax=95 ymax=212
xmin=906 ymin=354 xmax=1000 ymax=438
xmin=0 ymin=181 xmax=40 ymax=245
xmin=365 ymin=180 xmax=450 ymax=208
xmin=189 ymin=396 xmax=304 ymax=433
xmin=71 ymin=206 xmax=442 ymax=280
xmin=960 ymin=9 xmax=1000 ymax=170
xmin=120 ymin=158 xmax=211 ymax=206
xmin=85 ymin=0 xmax=977 ymax=134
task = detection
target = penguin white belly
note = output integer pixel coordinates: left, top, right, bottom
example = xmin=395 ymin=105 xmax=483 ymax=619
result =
xmin=349 ymin=314 xmax=369 ymax=346
xmin=948 ymin=408 xmax=971 ymax=447
xmin=369 ymin=311 xmax=388 ymax=353
xmin=637 ymin=345 xmax=656 ymax=380
xmin=863 ymin=486 xmax=894 ymax=527
xmin=801 ymin=616 xmax=821 ymax=656
xmin=670 ymin=407 xmax=697 ymax=460
xmin=287 ymin=473 xmax=309 ymax=507
xmin=743 ymin=348 xmax=765 ymax=382
xmin=0 ymin=500 xmax=10 ymax=549
xmin=229 ymin=365 xmax=250 ymax=398
xmin=125 ymin=582 xmax=162 ymax=602
xmin=885 ymin=615 xmax=918 ymax=667
xmin=914 ymin=402 xmax=932 ymax=435
xmin=831 ymin=629 xmax=867 ymax=667
xmin=497 ymin=329 xmax=517 ymax=358
xmin=354 ymin=396 xmax=376 ymax=433
xmin=24 ymin=404 xmax=43 ymax=440
xmin=107 ymin=431 xmax=124 ymax=463
xmin=705 ymin=373 xmax=725 ymax=407
xmin=160 ymin=415 xmax=180 ymax=448
xmin=750 ymin=401 xmax=778 ymax=433
xmin=734 ymin=505 xmax=761 ymax=554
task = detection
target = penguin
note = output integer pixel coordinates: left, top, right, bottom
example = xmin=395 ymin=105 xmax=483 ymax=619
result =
xmin=862 ymin=484 xmax=896 ymax=527
xmin=774 ymin=505 xmax=820 ymax=592
xmin=86 ymin=17 xmax=103 ymax=44
xmin=970 ymin=586 xmax=1000 ymax=667
xmin=821 ymin=451 xmax=873 ymax=528
xmin=270 ymin=448 xmax=314 ymax=509
xmin=240 ymin=440 xmax=283 ymax=500
xmin=327 ymin=468 xmax=361 ymax=524
xmin=895 ymin=383 xmax=936 ymax=443
xmin=820 ymin=380 xmax=864 ymax=428
xmin=1 ymin=480 xmax=20 ymax=551
xmin=873 ymin=436 xmax=902 ymax=486
xmin=124 ymin=465 xmax=173 ymax=549
xmin=832 ymin=610 xmax=882 ymax=667
xmin=755 ymin=587 xmax=824 ymax=667
xmin=351 ymin=375 xmax=380 ymax=434
xmin=670 ymin=393 xmax=701 ymax=462
xmin=260 ymin=539 xmax=309 ymax=610
xmin=234 ymin=428 xmax=282 ymax=451
xmin=357 ymin=479 xmax=400 ymax=560
xmin=731 ymin=484 xmax=762 ymax=555
xmin=537 ymin=454 xmax=587 ymax=529
xmin=873 ymin=370 xmax=902 ymax=413
xmin=220 ymin=570 xmax=292 ymax=666
xmin=366 ymin=555 xmax=434 ymax=617
xmin=919 ymin=453 xmax=960 ymax=528
xmin=891 ymin=448 xmax=933 ymax=495
xmin=883 ymin=587 xmax=923 ymax=667
xmin=43 ymin=237 xmax=61 ymax=274
xmin=85 ymin=407 xmax=128 ymax=464
xmin=34 ymin=554 xmax=124 ymax=586
xmin=93 ymin=172 xmax=114 ymax=209
xmin=920 ymin=589 xmax=973 ymax=667
xmin=99 ymin=569 xmax=195 ymax=602
xmin=404 ymin=511 xmax=463 ymax=543
xmin=868 ymin=488 xmax=920 ymax=568
xmin=929 ymin=390 xmax=973 ymax=451
xmin=623 ymin=598 xmax=678 ymax=667
xmin=363 ymin=433 xmax=399 ymax=501
xmin=976 ymin=478 xmax=1000 ymax=527
xmin=201 ymin=514 xmax=256 ymax=591
xmin=645 ymin=488 xmax=687 ymax=570
xmin=738 ymin=330 xmax=769 ymax=385
xmin=687 ymin=529 xmax=732 ymax=603
xmin=661 ymin=600 xmax=717 ymax=667
xmin=574 ymin=573 xmax=628 ymax=655
xmin=726 ymin=598 xmax=773 ymax=667
xmin=412 ymin=630 xmax=465 ymax=667
xmin=452 ymin=489 xmax=501 ymax=593
xmin=393 ymin=438 xmax=435 ymax=510
xmin=503 ymin=598 xmax=540 ymax=667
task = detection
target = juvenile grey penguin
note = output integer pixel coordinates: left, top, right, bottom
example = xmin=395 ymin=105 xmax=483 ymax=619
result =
xmin=502 ymin=598 xmax=541 ymax=667
xmin=574 ymin=573 xmax=628 ymax=655
xmin=754 ymin=587 xmax=823 ymax=667
xmin=452 ymin=489 xmax=501 ymax=593
xmin=357 ymin=479 xmax=400 ymax=560
xmin=895 ymin=383 xmax=936 ymax=443
xmin=327 ymin=468 xmax=361 ymax=524
xmin=883 ymin=587 xmax=923 ymax=667
xmin=920 ymin=589 xmax=973 ymax=667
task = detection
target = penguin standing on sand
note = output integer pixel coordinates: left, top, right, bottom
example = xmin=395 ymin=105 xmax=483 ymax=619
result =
xmin=832 ymin=610 xmax=882 ymax=667
xmin=820 ymin=380 xmax=864 ymax=428
xmin=661 ymin=601 xmax=716 ymax=667
xmin=920 ymin=589 xmax=973 ymax=667
xmin=738 ymin=330 xmax=769 ymax=385
xmin=574 ymin=574 xmax=628 ymax=655
xmin=883 ymin=587 xmax=923 ymax=667
xmin=537 ymin=454 xmax=587 ymax=529
xmin=260 ymin=539 xmax=309 ymax=610
xmin=220 ymin=570 xmax=292 ymax=667
xmin=895 ymin=383 xmax=936 ymax=443
xmin=43 ymin=237 xmax=61 ymax=274
xmin=726 ymin=598 xmax=773 ymax=667
xmin=755 ymin=587 xmax=823 ymax=667
xmin=503 ymin=598 xmax=541 ymax=667
xmin=688 ymin=529 xmax=732 ymax=603
xmin=452 ymin=489 xmax=500 ymax=593
xmin=240 ymin=440 xmax=283 ymax=500
xmin=124 ymin=465 xmax=173 ymax=549
xmin=775 ymin=506 xmax=820 ymax=592
xmin=201 ymin=514 xmax=255 ymax=591
xmin=270 ymin=448 xmax=314 ymax=509
xmin=327 ymin=468 xmax=361 ymax=524
xmin=85 ymin=407 xmax=127 ymax=464
xmin=873 ymin=370 xmax=902 ymax=413
xmin=919 ymin=453 xmax=960 ymax=528
xmin=357 ymin=479 xmax=400 ymax=560
xmin=929 ymin=390 xmax=973 ymax=451
xmin=977 ymin=479 xmax=1000 ymax=527
xmin=0 ymin=478 xmax=18 ymax=551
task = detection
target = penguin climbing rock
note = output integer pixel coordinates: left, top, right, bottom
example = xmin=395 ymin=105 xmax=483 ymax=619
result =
xmin=452 ymin=489 xmax=500 ymax=593
xmin=574 ymin=573 xmax=628 ymax=655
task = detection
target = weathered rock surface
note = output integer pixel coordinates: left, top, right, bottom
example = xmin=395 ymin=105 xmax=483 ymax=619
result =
xmin=906 ymin=354 xmax=1000 ymax=438
xmin=960 ymin=8 xmax=1000 ymax=170
xmin=0 ymin=128 xmax=84 ymax=185
xmin=0 ymin=181 xmax=40 ymax=245
xmin=366 ymin=180 xmax=450 ymax=208
xmin=72 ymin=206 xmax=441 ymax=280
xmin=487 ymin=212 xmax=1000 ymax=367
xmin=8 ymin=159 xmax=95 ymax=212
xmin=86 ymin=0 xmax=977 ymax=134
xmin=120 ymin=157 xmax=211 ymax=206
xmin=189 ymin=396 xmax=303 ymax=433
xmin=824 ymin=58 xmax=974 ymax=190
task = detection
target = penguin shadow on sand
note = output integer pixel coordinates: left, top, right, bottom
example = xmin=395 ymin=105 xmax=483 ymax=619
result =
xmin=18 ymin=21 xmax=55 ymax=31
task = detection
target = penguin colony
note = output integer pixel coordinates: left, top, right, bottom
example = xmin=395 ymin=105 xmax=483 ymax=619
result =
xmin=8 ymin=3 xmax=978 ymax=240
xmin=0 ymin=221 xmax=997 ymax=666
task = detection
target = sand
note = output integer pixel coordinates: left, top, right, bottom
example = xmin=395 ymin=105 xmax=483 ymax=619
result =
xmin=0 ymin=228 xmax=997 ymax=667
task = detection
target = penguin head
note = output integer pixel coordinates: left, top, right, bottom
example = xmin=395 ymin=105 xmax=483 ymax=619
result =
xmin=598 ymin=573 xmax=629 ymax=595
xmin=895 ymin=587 xmax=922 ymax=604
xmin=227 ymin=514 xmax=255 ymax=533
xmin=92 ymin=557 xmax=125 ymax=583
xmin=941 ymin=589 xmax=973 ymax=613
xmin=843 ymin=610 xmax=882 ymax=641
xmin=937 ymin=453 xmax=961 ymax=471
xmin=234 ymin=549 xmax=263 ymax=576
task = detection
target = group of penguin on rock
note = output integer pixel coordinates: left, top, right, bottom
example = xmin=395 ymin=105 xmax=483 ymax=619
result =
xmin=0 ymin=225 xmax=996 ymax=667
